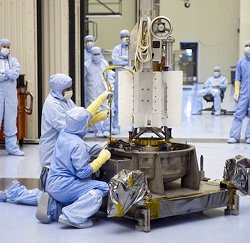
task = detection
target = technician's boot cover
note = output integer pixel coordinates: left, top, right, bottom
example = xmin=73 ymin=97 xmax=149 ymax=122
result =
xmin=58 ymin=214 xmax=93 ymax=229
xmin=36 ymin=192 xmax=61 ymax=224
xmin=228 ymin=137 xmax=239 ymax=144
xmin=0 ymin=190 xmax=7 ymax=202
xmin=103 ymin=131 xmax=110 ymax=137
xmin=111 ymin=128 xmax=120 ymax=135
xmin=5 ymin=136 xmax=25 ymax=156
xmin=95 ymin=130 xmax=104 ymax=138
xmin=0 ymin=180 xmax=20 ymax=202
xmin=214 ymin=110 xmax=221 ymax=116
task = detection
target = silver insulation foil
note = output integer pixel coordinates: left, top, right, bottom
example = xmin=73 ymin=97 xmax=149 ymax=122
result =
xmin=223 ymin=155 xmax=250 ymax=194
xmin=107 ymin=169 xmax=149 ymax=217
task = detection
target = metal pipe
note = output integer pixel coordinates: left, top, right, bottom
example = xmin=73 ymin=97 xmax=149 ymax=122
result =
xmin=164 ymin=36 xmax=175 ymax=70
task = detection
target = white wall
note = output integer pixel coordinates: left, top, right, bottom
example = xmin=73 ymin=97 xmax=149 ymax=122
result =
xmin=239 ymin=0 xmax=250 ymax=54
xmin=160 ymin=0 xmax=239 ymax=83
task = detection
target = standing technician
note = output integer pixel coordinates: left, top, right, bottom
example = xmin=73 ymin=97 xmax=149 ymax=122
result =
xmin=0 ymin=38 xmax=24 ymax=156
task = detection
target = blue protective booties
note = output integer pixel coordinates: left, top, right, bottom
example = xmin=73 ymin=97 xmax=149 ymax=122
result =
xmin=227 ymin=137 xmax=239 ymax=144
xmin=58 ymin=214 xmax=93 ymax=229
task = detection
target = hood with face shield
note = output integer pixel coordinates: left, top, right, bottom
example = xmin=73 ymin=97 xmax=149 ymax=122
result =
xmin=120 ymin=29 xmax=130 ymax=47
xmin=49 ymin=73 xmax=73 ymax=101
xmin=244 ymin=40 xmax=250 ymax=57
xmin=64 ymin=107 xmax=91 ymax=138
xmin=84 ymin=35 xmax=95 ymax=51
xmin=91 ymin=46 xmax=102 ymax=64
xmin=0 ymin=38 xmax=11 ymax=59
xmin=213 ymin=66 xmax=221 ymax=78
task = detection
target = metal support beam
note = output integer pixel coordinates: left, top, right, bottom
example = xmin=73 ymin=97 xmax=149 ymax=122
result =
xmin=69 ymin=0 xmax=76 ymax=102
xmin=80 ymin=0 xmax=88 ymax=106
xmin=37 ymin=0 xmax=42 ymax=137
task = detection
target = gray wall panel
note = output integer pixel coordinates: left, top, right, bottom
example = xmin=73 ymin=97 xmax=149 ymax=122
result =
xmin=42 ymin=0 xmax=69 ymax=98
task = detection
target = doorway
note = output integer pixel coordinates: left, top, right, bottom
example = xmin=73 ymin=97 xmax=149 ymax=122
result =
xmin=179 ymin=42 xmax=198 ymax=85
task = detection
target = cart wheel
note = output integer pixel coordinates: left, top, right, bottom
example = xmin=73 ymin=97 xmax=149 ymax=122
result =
xmin=19 ymin=139 xmax=24 ymax=147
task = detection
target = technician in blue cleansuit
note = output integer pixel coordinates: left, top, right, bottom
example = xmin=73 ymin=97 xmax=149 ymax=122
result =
xmin=85 ymin=47 xmax=114 ymax=138
xmin=84 ymin=35 xmax=95 ymax=61
xmin=192 ymin=66 xmax=228 ymax=116
xmin=36 ymin=92 xmax=112 ymax=229
xmin=111 ymin=29 xmax=130 ymax=135
xmin=84 ymin=35 xmax=104 ymax=62
xmin=39 ymin=73 xmax=76 ymax=168
xmin=228 ymin=41 xmax=250 ymax=144
xmin=0 ymin=38 xmax=24 ymax=156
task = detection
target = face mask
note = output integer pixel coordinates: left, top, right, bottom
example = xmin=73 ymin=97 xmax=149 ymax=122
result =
xmin=92 ymin=55 xmax=101 ymax=64
xmin=64 ymin=90 xmax=73 ymax=100
xmin=244 ymin=46 xmax=250 ymax=55
xmin=86 ymin=41 xmax=94 ymax=49
xmin=1 ymin=48 xmax=10 ymax=56
xmin=121 ymin=37 xmax=129 ymax=45
xmin=213 ymin=72 xmax=220 ymax=78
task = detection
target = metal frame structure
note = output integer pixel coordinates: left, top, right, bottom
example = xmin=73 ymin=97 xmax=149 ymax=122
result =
xmin=86 ymin=0 xmax=122 ymax=16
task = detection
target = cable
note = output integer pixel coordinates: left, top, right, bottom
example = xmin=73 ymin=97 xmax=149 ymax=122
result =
xmin=102 ymin=65 xmax=134 ymax=142
xmin=134 ymin=16 xmax=153 ymax=72
xmin=102 ymin=65 xmax=134 ymax=90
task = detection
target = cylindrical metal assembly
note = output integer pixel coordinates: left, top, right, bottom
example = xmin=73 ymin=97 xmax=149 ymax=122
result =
xmin=164 ymin=36 xmax=175 ymax=70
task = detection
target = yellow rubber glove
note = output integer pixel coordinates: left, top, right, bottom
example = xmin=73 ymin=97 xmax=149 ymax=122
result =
xmin=88 ymin=110 xmax=108 ymax=127
xmin=234 ymin=81 xmax=240 ymax=102
xmin=90 ymin=149 xmax=111 ymax=173
xmin=86 ymin=91 xmax=112 ymax=117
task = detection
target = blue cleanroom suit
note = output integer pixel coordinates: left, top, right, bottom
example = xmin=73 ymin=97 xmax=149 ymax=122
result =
xmin=84 ymin=35 xmax=95 ymax=61
xmin=85 ymin=47 xmax=114 ymax=137
xmin=228 ymin=41 xmax=250 ymax=143
xmin=0 ymin=38 xmax=24 ymax=156
xmin=40 ymin=105 xmax=110 ymax=228
xmin=111 ymin=29 xmax=130 ymax=134
xmin=39 ymin=73 xmax=76 ymax=167
xmin=192 ymin=66 xmax=228 ymax=116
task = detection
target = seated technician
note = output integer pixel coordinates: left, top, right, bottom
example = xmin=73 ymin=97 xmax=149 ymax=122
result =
xmin=192 ymin=66 xmax=228 ymax=116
